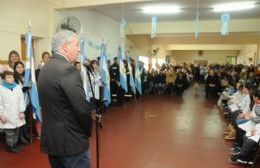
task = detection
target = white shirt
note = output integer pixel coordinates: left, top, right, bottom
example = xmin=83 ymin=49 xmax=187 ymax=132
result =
xmin=0 ymin=85 xmax=26 ymax=129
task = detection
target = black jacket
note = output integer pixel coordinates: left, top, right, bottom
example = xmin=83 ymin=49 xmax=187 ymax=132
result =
xmin=109 ymin=63 xmax=119 ymax=82
xmin=38 ymin=53 xmax=92 ymax=156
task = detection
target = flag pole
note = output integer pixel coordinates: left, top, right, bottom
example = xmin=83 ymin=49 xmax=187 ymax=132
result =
xmin=95 ymin=41 xmax=106 ymax=168
xmin=27 ymin=19 xmax=34 ymax=144
xmin=79 ymin=29 xmax=102 ymax=168
xmin=85 ymin=65 xmax=101 ymax=168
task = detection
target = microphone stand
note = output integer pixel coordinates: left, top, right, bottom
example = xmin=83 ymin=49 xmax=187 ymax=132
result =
xmin=86 ymin=67 xmax=103 ymax=168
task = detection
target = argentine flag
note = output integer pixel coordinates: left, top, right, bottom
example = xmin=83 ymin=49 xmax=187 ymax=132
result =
xmin=99 ymin=44 xmax=111 ymax=107
xmin=135 ymin=56 xmax=142 ymax=95
xmin=79 ymin=36 xmax=90 ymax=102
xmin=23 ymin=32 xmax=42 ymax=122
xmin=118 ymin=46 xmax=128 ymax=92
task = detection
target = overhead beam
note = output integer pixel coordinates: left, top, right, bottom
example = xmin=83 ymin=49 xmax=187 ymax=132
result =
xmin=126 ymin=19 xmax=260 ymax=34
xmin=165 ymin=44 xmax=246 ymax=50
xmin=60 ymin=0 xmax=151 ymax=9
xmin=42 ymin=0 xmax=63 ymax=7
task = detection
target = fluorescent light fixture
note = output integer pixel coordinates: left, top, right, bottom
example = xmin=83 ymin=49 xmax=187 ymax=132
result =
xmin=142 ymin=5 xmax=181 ymax=14
xmin=213 ymin=1 xmax=255 ymax=12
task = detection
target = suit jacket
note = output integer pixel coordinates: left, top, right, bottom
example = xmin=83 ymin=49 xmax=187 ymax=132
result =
xmin=38 ymin=53 xmax=92 ymax=156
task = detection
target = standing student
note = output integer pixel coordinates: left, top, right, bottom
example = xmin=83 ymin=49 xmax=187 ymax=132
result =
xmin=13 ymin=61 xmax=30 ymax=144
xmin=90 ymin=60 xmax=102 ymax=114
xmin=0 ymin=71 xmax=26 ymax=153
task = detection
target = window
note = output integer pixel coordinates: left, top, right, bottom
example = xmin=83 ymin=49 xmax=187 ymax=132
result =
xmin=139 ymin=56 xmax=149 ymax=70
xmin=152 ymin=58 xmax=165 ymax=70
xmin=157 ymin=58 xmax=165 ymax=66
xmin=152 ymin=58 xmax=157 ymax=70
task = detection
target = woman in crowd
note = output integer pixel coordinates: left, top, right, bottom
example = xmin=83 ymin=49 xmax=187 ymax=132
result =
xmin=205 ymin=69 xmax=220 ymax=99
xmin=0 ymin=50 xmax=21 ymax=73
xmin=13 ymin=61 xmax=26 ymax=87
xmin=175 ymin=71 xmax=186 ymax=96
xmin=165 ymin=67 xmax=176 ymax=95
xmin=13 ymin=61 xmax=30 ymax=144
xmin=36 ymin=51 xmax=51 ymax=80
xmin=38 ymin=52 xmax=51 ymax=69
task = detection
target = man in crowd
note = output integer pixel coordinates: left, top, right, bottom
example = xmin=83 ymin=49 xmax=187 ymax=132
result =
xmin=38 ymin=30 xmax=92 ymax=168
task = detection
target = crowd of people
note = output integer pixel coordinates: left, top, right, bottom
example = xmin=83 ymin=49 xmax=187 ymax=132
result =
xmin=142 ymin=63 xmax=260 ymax=165
xmin=0 ymin=50 xmax=50 ymax=153
xmin=1 ymin=30 xmax=260 ymax=167
xmin=88 ymin=60 xmax=260 ymax=166
xmin=212 ymin=64 xmax=260 ymax=165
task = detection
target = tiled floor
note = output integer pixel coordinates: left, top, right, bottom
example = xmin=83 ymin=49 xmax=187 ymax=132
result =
xmin=0 ymin=87 xmax=256 ymax=168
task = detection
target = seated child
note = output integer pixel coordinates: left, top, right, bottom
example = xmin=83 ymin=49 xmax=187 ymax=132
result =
xmin=230 ymin=89 xmax=260 ymax=164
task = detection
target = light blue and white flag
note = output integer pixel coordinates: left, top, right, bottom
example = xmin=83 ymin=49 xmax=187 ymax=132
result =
xmin=151 ymin=16 xmax=157 ymax=38
xmin=24 ymin=32 xmax=42 ymax=122
xmin=99 ymin=44 xmax=111 ymax=107
xmin=23 ymin=32 xmax=31 ymax=88
xmin=79 ymin=36 xmax=91 ymax=101
xmin=135 ymin=56 xmax=142 ymax=95
xmin=221 ymin=13 xmax=230 ymax=36
xmin=195 ymin=11 xmax=199 ymax=39
xmin=118 ymin=46 xmax=128 ymax=92
xmin=120 ymin=17 xmax=126 ymax=38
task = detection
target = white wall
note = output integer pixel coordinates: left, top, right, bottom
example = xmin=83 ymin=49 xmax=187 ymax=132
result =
xmin=0 ymin=0 xmax=52 ymax=63
xmin=126 ymin=35 xmax=151 ymax=59
xmin=56 ymin=9 xmax=121 ymax=60
xmin=239 ymin=44 xmax=258 ymax=65
xmin=0 ymin=31 xmax=21 ymax=58
xmin=127 ymin=19 xmax=260 ymax=34
xmin=0 ymin=0 xmax=122 ymax=64
xmin=258 ymin=40 xmax=260 ymax=64
xmin=171 ymin=50 xmax=238 ymax=64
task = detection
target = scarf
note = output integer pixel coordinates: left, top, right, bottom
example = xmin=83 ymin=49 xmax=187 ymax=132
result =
xmin=2 ymin=82 xmax=17 ymax=91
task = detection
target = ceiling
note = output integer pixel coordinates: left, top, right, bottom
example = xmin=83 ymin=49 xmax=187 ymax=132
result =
xmin=71 ymin=0 xmax=260 ymax=22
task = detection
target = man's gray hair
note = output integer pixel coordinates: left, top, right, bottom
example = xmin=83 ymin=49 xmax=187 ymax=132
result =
xmin=51 ymin=30 xmax=77 ymax=53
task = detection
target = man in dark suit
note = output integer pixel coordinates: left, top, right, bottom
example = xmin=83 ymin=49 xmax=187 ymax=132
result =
xmin=109 ymin=57 xmax=123 ymax=104
xmin=38 ymin=30 xmax=92 ymax=168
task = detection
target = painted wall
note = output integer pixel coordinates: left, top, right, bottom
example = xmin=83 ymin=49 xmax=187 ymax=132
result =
xmin=127 ymin=19 xmax=260 ymax=34
xmin=0 ymin=0 xmax=53 ymax=64
xmin=56 ymin=9 xmax=121 ymax=60
xmin=151 ymin=33 xmax=260 ymax=44
xmin=239 ymin=44 xmax=258 ymax=65
xmin=126 ymin=35 xmax=151 ymax=57
xmin=171 ymin=50 xmax=238 ymax=64
xmin=165 ymin=44 xmax=245 ymax=51
xmin=127 ymin=34 xmax=260 ymax=65
xmin=0 ymin=1 xmax=122 ymax=64
xmin=257 ymin=40 xmax=260 ymax=64
xmin=62 ymin=0 xmax=149 ymax=8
